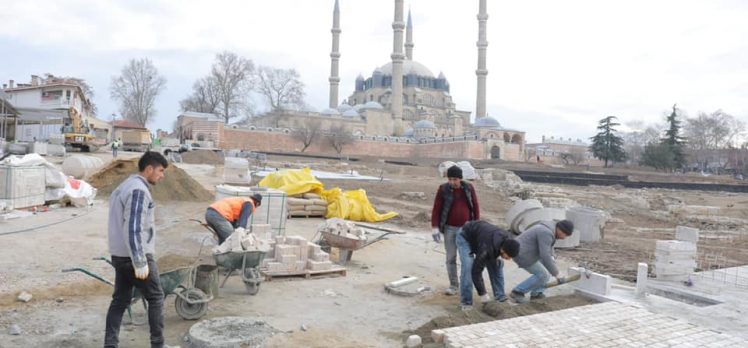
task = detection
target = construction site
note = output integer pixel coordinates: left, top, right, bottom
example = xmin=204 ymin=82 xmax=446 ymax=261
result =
xmin=1 ymin=147 xmax=747 ymax=348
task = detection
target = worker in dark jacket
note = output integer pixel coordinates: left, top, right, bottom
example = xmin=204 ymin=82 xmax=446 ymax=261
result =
xmin=456 ymin=220 xmax=520 ymax=310
xmin=431 ymin=165 xmax=480 ymax=296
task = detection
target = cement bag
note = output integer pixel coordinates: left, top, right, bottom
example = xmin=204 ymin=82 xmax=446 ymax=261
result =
xmin=322 ymin=188 xmax=398 ymax=222
xmin=258 ymin=167 xmax=324 ymax=196
xmin=437 ymin=161 xmax=457 ymax=178
xmin=456 ymin=161 xmax=480 ymax=180
xmin=63 ymin=177 xmax=97 ymax=207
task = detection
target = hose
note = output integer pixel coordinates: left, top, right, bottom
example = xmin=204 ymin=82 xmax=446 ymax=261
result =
xmin=0 ymin=209 xmax=91 ymax=236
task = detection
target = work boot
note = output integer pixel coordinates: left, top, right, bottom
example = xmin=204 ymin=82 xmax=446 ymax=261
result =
xmin=496 ymin=294 xmax=508 ymax=302
xmin=530 ymin=293 xmax=546 ymax=300
xmin=444 ymin=286 xmax=458 ymax=296
xmin=509 ymin=290 xmax=528 ymax=304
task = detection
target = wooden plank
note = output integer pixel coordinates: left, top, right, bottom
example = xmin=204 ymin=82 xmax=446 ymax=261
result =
xmin=353 ymin=222 xmax=407 ymax=234
xmin=261 ymin=267 xmax=347 ymax=281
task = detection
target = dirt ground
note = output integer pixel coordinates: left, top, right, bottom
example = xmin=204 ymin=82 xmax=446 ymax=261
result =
xmin=1 ymin=151 xmax=747 ymax=347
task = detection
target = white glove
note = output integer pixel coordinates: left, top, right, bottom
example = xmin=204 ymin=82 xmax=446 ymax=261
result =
xmin=479 ymin=294 xmax=491 ymax=303
xmin=134 ymin=264 xmax=150 ymax=280
xmin=431 ymin=228 xmax=441 ymax=243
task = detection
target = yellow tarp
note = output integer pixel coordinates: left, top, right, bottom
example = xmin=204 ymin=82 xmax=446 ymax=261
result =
xmin=258 ymin=168 xmax=324 ymax=196
xmin=258 ymin=167 xmax=398 ymax=222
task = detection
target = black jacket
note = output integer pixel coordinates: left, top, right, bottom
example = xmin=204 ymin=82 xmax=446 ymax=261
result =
xmin=462 ymin=220 xmax=513 ymax=296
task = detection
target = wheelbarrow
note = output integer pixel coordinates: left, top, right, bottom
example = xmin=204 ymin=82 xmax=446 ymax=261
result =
xmin=63 ymin=257 xmax=217 ymax=320
xmin=191 ymin=218 xmax=267 ymax=295
xmin=317 ymin=225 xmax=403 ymax=265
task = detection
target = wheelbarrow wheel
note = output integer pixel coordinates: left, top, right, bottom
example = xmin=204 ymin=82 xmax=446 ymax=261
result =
xmin=175 ymin=288 xmax=208 ymax=320
xmin=243 ymin=268 xmax=261 ymax=295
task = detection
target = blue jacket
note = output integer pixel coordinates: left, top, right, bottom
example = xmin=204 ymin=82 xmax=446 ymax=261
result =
xmin=108 ymin=175 xmax=156 ymax=268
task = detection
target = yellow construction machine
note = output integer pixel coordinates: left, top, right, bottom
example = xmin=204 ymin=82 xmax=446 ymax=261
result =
xmin=62 ymin=107 xmax=99 ymax=152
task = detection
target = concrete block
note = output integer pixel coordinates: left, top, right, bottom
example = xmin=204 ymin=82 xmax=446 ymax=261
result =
xmin=279 ymin=253 xmax=296 ymax=265
xmin=294 ymin=260 xmax=307 ymax=272
xmin=517 ymin=208 xmax=567 ymax=234
xmin=307 ymin=243 xmax=321 ymax=256
xmin=307 ymin=260 xmax=332 ymax=271
xmin=266 ymin=262 xmax=287 ymax=273
xmin=432 ymin=330 xmax=446 ymax=343
xmin=505 ymin=199 xmax=543 ymax=232
xmin=274 ymin=235 xmax=286 ymax=245
xmin=675 ymin=226 xmax=699 ymax=243
xmin=312 ymin=252 xmax=330 ymax=262
xmin=250 ymin=223 xmax=270 ymax=236
xmin=285 ymin=235 xmax=307 ymax=246
xmin=567 ymin=206 xmax=608 ymax=242
xmin=636 ymin=262 xmax=648 ymax=296
xmin=656 ymin=240 xmax=696 ymax=252
xmin=569 ymin=267 xmax=611 ymax=296
xmin=276 ymin=244 xmax=300 ymax=258
xmin=406 ymin=335 xmax=422 ymax=347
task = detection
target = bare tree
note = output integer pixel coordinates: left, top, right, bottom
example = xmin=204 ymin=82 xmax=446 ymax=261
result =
xmin=291 ymin=118 xmax=322 ymax=152
xmin=326 ymin=125 xmax=354 ymax=155
xmin=622 ymin=120 xmax=663 ymax=164
xmin=110 ymin=58 xmax=167 ymax=126
xmin=211 ymin=51 xmax=254 ymax=123
xmin=684 ymin=110 xmax=746 ymax=170
xmin=179 ymin=76 xmax=221 ymax=113
xmin=254 ymin=65 xmax=306 ymax=112
xmin=560 ymin=148 xmax=588 ymax=165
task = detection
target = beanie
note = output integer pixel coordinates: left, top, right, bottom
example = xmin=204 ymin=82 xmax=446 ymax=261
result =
xmin=446 ymin=165 xmax=463 ymax=179
xmin=251 ymin=193 xmax=263 ymax=207
xmin=557 ymin=219 xmax=574 ymax=235
xmin=502 ymin=239 xmax=520 ymax=258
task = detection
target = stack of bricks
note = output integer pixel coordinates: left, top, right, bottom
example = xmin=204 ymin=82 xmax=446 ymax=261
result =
xmin=654 ymin=227 xmax=699 ymax=282
xmin=261 ymin=235 xmax=334 ymax=273
xmin=287 ymin=193 xmax=327 ymax=218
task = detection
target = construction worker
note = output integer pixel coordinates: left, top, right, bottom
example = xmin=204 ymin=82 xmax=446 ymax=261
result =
xmin=111 ymin=138 xmax=121 ymax=158
xmin=205 ymin=194 xmax=263 ymax=244
xmin=456 ymin=220 xmax=520 ymax=310
xmin=104 ymin=151 xmax=171 ymax=348
xmin=510 ymin=220 xmax=574 ymax=304
xmin=431 ymin=165 xmax=480 ymax=296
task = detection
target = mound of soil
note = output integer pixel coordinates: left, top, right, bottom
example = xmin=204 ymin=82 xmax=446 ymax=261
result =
xmin=87 ymin=159 xmax=213 ymax=202
xmin=407 ymin=294 xmax=598 ymax=345
xmin=181 ymin=150 xmax=224 ymax=165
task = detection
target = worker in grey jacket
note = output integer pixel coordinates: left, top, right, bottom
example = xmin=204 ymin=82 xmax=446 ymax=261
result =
xmin=104 ymin=151 xmax=169 ymax=348
xmin=510 ymin=220 xmax=574 ymax=304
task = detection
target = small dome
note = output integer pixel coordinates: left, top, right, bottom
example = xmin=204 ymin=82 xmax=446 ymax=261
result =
xmin=356 ymin=74 xmax=365 ymax=81
xmin=403 ymin=128 xmax=415 ymax=137
xmin=438 ymin=71 xmax=446 ymax=79
xmin=414 ymin=120 xmax=436 ymax=129
xmin=353 ymin=104 xmax=365 ymax=112
xmin=474 ymin=117 xmax=501 ymax=128
xmin=373 ymin=67 xmax=383 ymax=75
xmin=379 ymin=60 xmax=435 ymax=78
xmin=342 ymin=109 xmax=359 ymax=118
xmin=321 ymin=108 xmax=340 ymax=116
xmin=362 ymin=101 xmax=384 ymax=110
xmin=337 ymin=104 xmax=353 ymax=112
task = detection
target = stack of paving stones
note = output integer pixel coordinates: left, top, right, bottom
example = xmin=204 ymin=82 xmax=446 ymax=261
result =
xmin=654 ymin=227 xmax=699 ymax=282
xmin=287 ymin=193 xmax=327 ymax=218
xmin=432 ymin=302 xmax=748 ymax=347
xmin=260 ymin=235 xmax=334 ymax=273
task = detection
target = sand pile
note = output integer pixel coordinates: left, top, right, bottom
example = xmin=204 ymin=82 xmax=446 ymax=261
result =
xmin=181 ymin=150 xmax=225 ymax=165
xmin=87 ymin=159 xmax=213 ymax=202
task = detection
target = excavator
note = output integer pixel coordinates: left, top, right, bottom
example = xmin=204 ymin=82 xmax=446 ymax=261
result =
xmin=62 ymin=107 xmax=99 ymax=152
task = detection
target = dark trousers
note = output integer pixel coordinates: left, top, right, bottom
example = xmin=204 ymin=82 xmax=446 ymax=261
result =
xmin=104 ymin=254 xmax=164 ymax=348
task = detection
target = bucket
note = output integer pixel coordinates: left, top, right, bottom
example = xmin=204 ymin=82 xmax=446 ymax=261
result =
xmin=195 ymin=264 xmax=219 ymax=298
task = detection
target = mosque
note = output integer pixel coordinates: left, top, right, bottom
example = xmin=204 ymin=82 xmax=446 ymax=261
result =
xmin=221 ymin=0 xmax=526 ymax=160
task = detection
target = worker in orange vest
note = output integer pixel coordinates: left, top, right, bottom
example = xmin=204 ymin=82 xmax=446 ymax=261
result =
xmin=205 ymin=193 xmax=263 ymax=244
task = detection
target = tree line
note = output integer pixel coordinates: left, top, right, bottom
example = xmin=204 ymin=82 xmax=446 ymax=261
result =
xmin=589 ymin=104 xmax=747 ymax=173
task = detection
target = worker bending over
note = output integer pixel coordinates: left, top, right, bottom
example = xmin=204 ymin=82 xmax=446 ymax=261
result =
xmin=205 ymin=194 xmax=263 ymax=244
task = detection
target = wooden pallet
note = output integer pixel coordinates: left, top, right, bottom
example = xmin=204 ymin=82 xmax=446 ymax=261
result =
xmin=261 ymin=267 xmax=347 ymax=281
xmin=288 ymin=212 xmax=325 ymax=219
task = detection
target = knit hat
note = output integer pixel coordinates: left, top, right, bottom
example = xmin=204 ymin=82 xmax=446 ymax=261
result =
xmin=556 ymin=219 xmax=574 ymax=235
xmin=502 ymin=239 xmax=520 ymax=258
xmin=446 ymin=165 xmax=463 ymax=179
xmin=251 ymin=193 xmax=263 ymax=207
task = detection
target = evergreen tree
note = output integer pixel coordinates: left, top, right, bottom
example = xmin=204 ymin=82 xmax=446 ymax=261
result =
xmin=661 ymin=104 xmax=687 ymax=169
xmin=640 ymin=142 xmax=676 ymax=171
xmin=589 ymin=116 xmax=627 ymax=167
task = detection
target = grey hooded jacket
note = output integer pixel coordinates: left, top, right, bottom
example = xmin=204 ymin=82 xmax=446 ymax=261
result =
xmin=107 ymin=175 xmax=156 ymax=268
xmin=512 ymin=221 xmax=559 ymax=277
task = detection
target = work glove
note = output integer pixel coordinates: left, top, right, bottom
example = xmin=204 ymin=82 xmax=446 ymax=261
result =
xmin=431 ymin=228 xmax=441 ymax=243
xmin=479 ymin=294 xmax=491 ymax=303
xmin=556 ymin=276 xmax=566 ymax=285
xmin=134 ymin=264 xmax=150 ymax=280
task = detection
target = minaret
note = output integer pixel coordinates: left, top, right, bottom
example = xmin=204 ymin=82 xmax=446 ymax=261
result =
xmin=405 ymin=9 xmax=414 ymax=60
xmin=328 ymin=0 xmax=342 ymax=108
xmin=475 ymin=0 xmax=488 ymax=119
xmin=391 ymin=0 xmax=405 ymax=135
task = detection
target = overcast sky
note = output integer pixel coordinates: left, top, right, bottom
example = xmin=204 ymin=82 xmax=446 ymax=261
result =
xmin=1 ymin=0 xmax=746 ymax=143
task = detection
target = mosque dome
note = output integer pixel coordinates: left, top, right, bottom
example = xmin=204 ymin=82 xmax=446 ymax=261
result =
xmin=337 ymin=103 xmax=353 ymax=112
xmin=474 ymin=117 xmax=501 ymax=128
xmin=379 ymin=60 xmax=435 ymax=78
xmin=321 ymin=108 xmax=340 ymax=116
xmin=342 ymin=109 xmax=359 ymax=118
xmin=362 ymin=101 xmax=384 ymax=110
xmin=403 ymin=128 xmax=415 ymax=137
xmin=414 ymin=120 xmax=436 ymax=129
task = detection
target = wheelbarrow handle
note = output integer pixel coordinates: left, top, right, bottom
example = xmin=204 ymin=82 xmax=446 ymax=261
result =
xmin=93 ymin=256 xmax=113 ymax=266
xmin=62 ymin=267 xmax=114 ymax=286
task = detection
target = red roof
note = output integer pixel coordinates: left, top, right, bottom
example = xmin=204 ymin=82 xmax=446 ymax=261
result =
xmin=112 ymin=119 xmax=147 ymax=130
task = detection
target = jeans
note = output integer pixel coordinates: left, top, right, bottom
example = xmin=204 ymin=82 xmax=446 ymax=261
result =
xmin=443 ymin=225 xmax=460 ymax=289
xmin=235 ymin=202 xmax=254 ymax=229
xmin=104 ymin=254 xmax=164 ymax=348
xmin=205 ymin=208 xmax=235 ymax=244
xmin=513 ymin=261 xmax=550 ymax=296
xmin=112 ymin=148 xmax=118 ymax=157
xmin=456 ymin=231 xmax=506 ymax=305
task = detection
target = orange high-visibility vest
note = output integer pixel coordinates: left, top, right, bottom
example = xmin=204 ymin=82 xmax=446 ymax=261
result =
xmin=210 ymin=197 xmax=256 ymax=222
